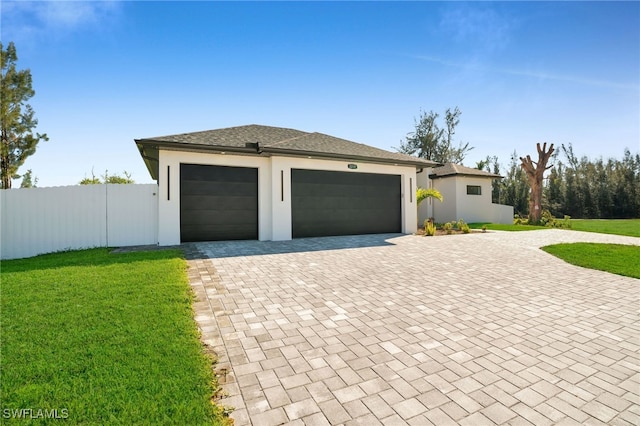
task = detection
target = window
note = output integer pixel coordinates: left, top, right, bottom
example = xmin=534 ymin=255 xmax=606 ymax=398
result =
xmin=467 ymin=185 xmax=481 ymax=195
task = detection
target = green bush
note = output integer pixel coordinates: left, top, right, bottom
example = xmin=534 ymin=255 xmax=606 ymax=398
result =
xmin=540 ymin=209 xmax=572 ymax=229
xmin=443 ymin=222 xmax=453 ymax=234
xmin=513 ymin=214 xmax=529 ymax=225
xmin=423 ymin=219 xmax=436 ymax=236
xmin=455 ymin=219 xmax=470 ymax=233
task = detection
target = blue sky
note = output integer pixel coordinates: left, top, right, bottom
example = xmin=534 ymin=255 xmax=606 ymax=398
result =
xmin=3 ymin=1 xmax=639 ymax=187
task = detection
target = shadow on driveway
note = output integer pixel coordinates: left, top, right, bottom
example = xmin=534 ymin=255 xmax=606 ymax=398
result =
xmin=183 ymin=233 xmax=403 ymax=259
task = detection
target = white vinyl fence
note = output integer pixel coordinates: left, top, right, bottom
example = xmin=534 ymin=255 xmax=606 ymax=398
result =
xmin=1 ymin=184 xmax=158 ymax=260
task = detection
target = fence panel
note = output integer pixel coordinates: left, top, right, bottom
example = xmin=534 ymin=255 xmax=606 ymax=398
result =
xmin=1 ymin=184 xmax=158 ymax=260
xmin=106 ymin=184 xmax=158 ymax=247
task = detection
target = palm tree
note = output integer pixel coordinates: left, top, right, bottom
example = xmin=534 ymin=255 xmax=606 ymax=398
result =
xmin=416 ymin=188 xmax=443 ymax=206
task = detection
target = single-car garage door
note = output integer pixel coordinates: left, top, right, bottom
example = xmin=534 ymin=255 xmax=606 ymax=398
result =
xmin=291 ymin=169 xmax=401 ymax=238
xmin=180 ymin=164 xmax=258 ymax=242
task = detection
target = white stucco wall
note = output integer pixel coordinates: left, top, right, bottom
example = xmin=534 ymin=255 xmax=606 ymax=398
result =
xmin=454 ymin=176 xmax=495 ymax=223
xmin=416 ymin=168 xmax=433 ymax=226
xmin=431 ymin=178 xmax=457 ymax=224
xmin=157 ymin=150 xmax=418 ymax=245
xmin=430 ymin=175 xmax=514 ymax=224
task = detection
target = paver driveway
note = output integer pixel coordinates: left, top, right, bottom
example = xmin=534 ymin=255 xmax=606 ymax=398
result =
xmin=186 ymin=230 xmax=639 ymax=425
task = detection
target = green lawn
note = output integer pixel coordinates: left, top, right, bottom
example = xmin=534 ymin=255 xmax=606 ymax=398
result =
xmin=542 ymin=243 xmax=640 ymax=279
xmin=571 ymin=219 xmax=640 ymax=238
xmin=1 ymin=249 xmax=229 ymax=425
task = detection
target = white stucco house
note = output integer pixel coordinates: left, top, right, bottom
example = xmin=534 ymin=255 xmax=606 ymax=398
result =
xmin=136 ymin=124 xmax=439 ymax=245
xmin=135 ymin=124 xmax=513 ymax=245
xmin=417 ymin=163 xmax=513 ymax=225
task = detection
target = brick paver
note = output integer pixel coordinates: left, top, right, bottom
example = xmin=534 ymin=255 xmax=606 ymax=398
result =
xmin=186 ymin=230 xmax=639 ymax=425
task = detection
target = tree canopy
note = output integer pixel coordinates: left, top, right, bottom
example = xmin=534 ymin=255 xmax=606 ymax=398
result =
xmin=80 ymin=170 xmax=135 ymax=185
xmin=488 ymin=146 xmax=639 ymax=219
xmin=1 ymin=42 xmax=48 ymax=189
xmin=396 ymin=107 xmax=473 ymax=164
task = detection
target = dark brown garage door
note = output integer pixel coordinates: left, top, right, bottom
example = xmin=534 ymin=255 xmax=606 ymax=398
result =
xmin=291 ymin=169 xmax=401 ymax=238
xmin=180 ymin=164 xmax=258 ymax=242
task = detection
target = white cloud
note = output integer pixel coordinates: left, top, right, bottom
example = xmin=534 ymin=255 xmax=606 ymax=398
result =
xmin=412 ymin=55 xmax=639 ymax=91
xmin=2 ymin=1 xmax=122 ymax=42
xmin=438 ymin=4 xmax=515 ymax=53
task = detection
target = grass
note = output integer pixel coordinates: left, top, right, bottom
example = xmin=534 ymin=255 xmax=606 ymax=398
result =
xmin=1 ymin=249 xmax=229 ymax=425
xmin=469 ymin=222 xmax=548 ymax=232
xmin=542 ymin=243 xmax=640 ymax=279
xmin=571 ymin=219 xmax=640 ymax=238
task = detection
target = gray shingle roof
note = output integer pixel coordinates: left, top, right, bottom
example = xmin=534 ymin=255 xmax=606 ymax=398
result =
xmin=429 ymin=163 xmax=503 ymax=179
xmin=136 ymin=124 xmax=439 ymax=179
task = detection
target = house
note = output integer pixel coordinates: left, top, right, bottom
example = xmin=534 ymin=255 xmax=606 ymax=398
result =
xmin=135 ymin=124 xmax=439 ymax=245
xmin=416 ymin=163 xmax=514 ymax=225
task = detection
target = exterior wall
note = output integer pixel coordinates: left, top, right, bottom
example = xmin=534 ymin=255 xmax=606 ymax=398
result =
xmin=416 ymin=168 xmax=433 ymax=225
xmin=1 ymin=184 xmax=158 ymax=260
xmin=454 ymin=176 xmax=495 ymax=223
xmin=429 ymin=175 xmax=514 ymax=224
xmin=158 ymin=150 xmax=418 ymax=244
xmin=490 ymin=203 xmax=514 ymax=224
xmin=431 ymin=177 xmax=457 ymax=224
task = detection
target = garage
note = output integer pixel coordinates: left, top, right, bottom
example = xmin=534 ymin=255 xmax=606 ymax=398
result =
xmin=291 ymin=169 xmax=401 ymax=238
xmin=180 ymin=164 xmax=258 ymax=242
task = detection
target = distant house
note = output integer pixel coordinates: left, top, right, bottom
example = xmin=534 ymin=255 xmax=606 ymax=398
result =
xmin=417 ymin=163 xmax=513 ymax=225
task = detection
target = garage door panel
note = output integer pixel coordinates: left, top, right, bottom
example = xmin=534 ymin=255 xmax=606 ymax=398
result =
xmin=180 ymin=164 xmax=258 ymax=242
xmin=181 ymin=225 xmax=257 ymax=242
xmin=180 ymin=209 xmax=257 ymax=225
xmin=292 ymin=169 xmax=401 ymax=238
xmin=182 ymin=195 xmax=257 ymax=211
xmin=181 ymin=181 xmax=256 ymax=197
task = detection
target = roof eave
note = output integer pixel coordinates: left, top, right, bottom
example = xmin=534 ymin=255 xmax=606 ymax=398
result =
xmin=135 ymin=139 xmax=266 ymax=180
xmin=135 ymin=139 xmax=440 ymax=173
xmin=262 ymin=147 xmax=439 ymax=168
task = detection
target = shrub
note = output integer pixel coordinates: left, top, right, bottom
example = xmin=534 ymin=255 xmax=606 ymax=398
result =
xmin=540 ymin=209 xmax=573 ymax=229
xmin=423 ymin=219 xmax=436 ymax=236
xmin=481 ymin=225 xmax=487 ymax=233
xmin=455 ymin=219 xmax=470 ymax=234
xmin=443 ymin=222 xmax=453 ymax=234
xmin=514 ymin=215 xmax=529 ymax=225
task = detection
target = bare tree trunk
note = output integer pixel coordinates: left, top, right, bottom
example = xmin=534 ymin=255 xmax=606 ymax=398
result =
xmin=1 ymin=129 xmax=11 ymax=189
xmin=520 ymin=142 xmax=555 ymax=224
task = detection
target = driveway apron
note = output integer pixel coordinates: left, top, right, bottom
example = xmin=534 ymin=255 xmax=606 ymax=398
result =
xmin=186 ymin=230 xmax=639 ymax=425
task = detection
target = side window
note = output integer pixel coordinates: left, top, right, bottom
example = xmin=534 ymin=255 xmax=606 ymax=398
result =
xmin=467 ymin=185 xmax=481 ymax=195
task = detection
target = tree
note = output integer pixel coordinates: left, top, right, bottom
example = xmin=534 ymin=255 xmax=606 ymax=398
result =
xmin=520 ymin=142 xmax=555 ymax=224
xmin=503 ymin=151 xmax=529 ymax=216
xmin=80 ymin=169 xmax=134 ymax=185
xmin=416 ymin=187 xmax=443 ymax=206
xmin=396 ymin=107 xmax=473 ymax=164
xmin=1 ymin=42 xmax=48 ymax=189
xmin=19 ymin=168 xmax=37 ymax=188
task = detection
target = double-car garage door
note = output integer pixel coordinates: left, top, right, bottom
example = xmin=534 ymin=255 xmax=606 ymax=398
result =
xmin=180 ymin=164 xmax=401 ymax=242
